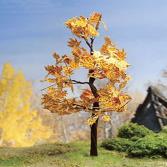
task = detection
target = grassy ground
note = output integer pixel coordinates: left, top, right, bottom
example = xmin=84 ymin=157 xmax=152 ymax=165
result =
xmin=0 ymin=142 xmax=166 ymax=167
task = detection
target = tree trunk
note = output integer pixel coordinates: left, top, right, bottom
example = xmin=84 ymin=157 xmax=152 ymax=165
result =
xmin=88 ymin=38 xmax=100 ymax=156
xmin=90 ymin=101 xmax=99 ymax=156
xmin=90 ymin=118 xmax=98 ymax=156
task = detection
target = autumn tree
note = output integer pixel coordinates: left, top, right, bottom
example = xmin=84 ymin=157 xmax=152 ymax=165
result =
xmin=0 ymin=63 xmax=52 ymax=147
xmin=42 ymin=12 xmax=131 ymax=156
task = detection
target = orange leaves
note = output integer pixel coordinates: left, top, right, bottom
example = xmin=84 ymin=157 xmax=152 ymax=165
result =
xmin=87 ymin=114 xmax=111 ymax=125
xmin=80 ymin=55 xmax=95 ymax=69
xmin=62 ymin=55 xmax=71 ymax=65
xmin=52 ymin=53 xmax=73 ymax=66
xmin=86 ymin=24 xmax=98 ymax=37
xmin=72 ymin=47 xmax=82 ymax=58
xmin=45 ymin=64 xmax=73 ymax=90
xmin=80 ymin=89 xmax=98 ymax=107
xmin=65 ymin=16 xmax=87 ymax=29
xmin=45 ymin=65 xmax=62 ymax=76
xmin=53 ymin=52 xmax=60 ymax=63
xmin=93 ymin=36 xmax=130 ymax=83
xmin=80 ymin=89 xmax=94 ymax=101
xmin=104 ymin=36 xmax=112 ymax=45
xmin=94 ymin=49 xmax=129 ymax=72
xmin=47 ymin=87 xmax=67 ymax=99
xmin=42 ymin=88 xmax=80 ymax=115
xmin=97 ymin=83 xmax=131 ymax=112
xmin=119 ymin=93 xmax=131 ymax=103
xmin=42 ymin=12 xmax=131 ymax=126
xmin=102 ymin=115 xmax=111 ymax=122
xmin=88 ymin=69 xmax=105 ymax=79
xmin=65 ymin=13 xmax=100 ymax=39
xmin=100 ymin=36 xmax=113 ymax=55
xmin=53 ymin=66 xmax=62 ymax=75
xmin=87 ymin=115 xmax=98 ymax=126
xmin=117 ymin=49 xmax=126 ymax=60
xmin=72 ymin=47 xmax=95 ymax=69
xmin=69 ymin=60 xmax=79 ymax=69
xmin=62 ymin=66 xmax=73 ymax=76
xmin=89 ymin=12 xmax=102 ymax=27
xmin=68 ymin=38 xmax=81 ymax=48
xmin=99 ymin=37 xmax=129 ymax=72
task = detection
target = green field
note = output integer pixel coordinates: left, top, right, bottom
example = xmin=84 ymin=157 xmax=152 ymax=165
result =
xmin=0 ymin=142 xmax=166 ymax=167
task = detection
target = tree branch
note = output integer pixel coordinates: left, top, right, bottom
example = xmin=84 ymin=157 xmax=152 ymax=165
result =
xmin=83 ymin=37 xmax=94 ymax=54
xmin=83 ymin=38 xmax=91 ymax=48
xmin=41 ymin=84 xmax=56 ymax=91
xmin=71 ymin=80 xmax=89 ymax=85
xmin=41 ymin=79 xmax=89 ymax=91
xmin=117 ymin=100 xmax=131 ymax=112
xmin=90 ymin=37 xmax=95 ymax=49
xmin=83 ymin=36 xmax=99 ymax=112
xmin=73 ymin=103 xmax=93 ymax=111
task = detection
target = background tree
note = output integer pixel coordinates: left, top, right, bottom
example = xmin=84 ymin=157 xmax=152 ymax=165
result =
xmin=42 ymin=12 xmax=131 ymax=156
xmin=0 ymin=63 xmax=52 ymax=147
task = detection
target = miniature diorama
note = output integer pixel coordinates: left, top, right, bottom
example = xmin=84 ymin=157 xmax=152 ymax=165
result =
xmin=0 ymin=1 xmax=167 ymax=167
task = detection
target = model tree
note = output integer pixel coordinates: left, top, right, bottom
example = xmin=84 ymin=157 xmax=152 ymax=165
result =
xmin=42 ymin=12 xmax=131 ymax=156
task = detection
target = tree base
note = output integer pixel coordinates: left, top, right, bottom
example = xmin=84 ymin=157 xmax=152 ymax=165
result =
xmin=90 ymin=119 xmax=98 ymax=156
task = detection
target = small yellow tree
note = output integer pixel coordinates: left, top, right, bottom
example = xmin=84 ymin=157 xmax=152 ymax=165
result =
xmin=42 ymin=12 xmax=131 ymax=156
xmin=0 ymin=63 xmax=52 ymax=147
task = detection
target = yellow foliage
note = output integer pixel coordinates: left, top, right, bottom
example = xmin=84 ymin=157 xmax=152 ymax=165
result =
xmin=42 ymin=12 xmax=131 ymax=125
xmin=89 ymin=12 xmax=102 ymax=27
xmin=102 ymin=115 xmax=111 ymax=122
xmin=68 ymin=38 xmax=81 ymax=48
xmin=65 ymin=14 xmax=100 ymax=38
xmin=87 ymin=115 xmax=98 ymax=126
xmin=0 ymin=63 xmax=52 ymax=147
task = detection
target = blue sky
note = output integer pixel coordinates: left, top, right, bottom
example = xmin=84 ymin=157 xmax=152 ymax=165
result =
xmin=0 ymin=0 xmax=167 ymax=93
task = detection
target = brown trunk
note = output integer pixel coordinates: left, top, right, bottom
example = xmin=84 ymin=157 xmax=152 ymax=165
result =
xmin=90 ymin=118 xmax=98 ymax=156
xmin=88 ymin=37 xmax=100 ymax=156
xmin=90 ymin=101 xmax=99 ymax=156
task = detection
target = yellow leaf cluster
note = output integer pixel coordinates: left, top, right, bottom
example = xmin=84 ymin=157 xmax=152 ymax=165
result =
xmin=68 ymin=38 xmax=81 ymax=48
xmin=102 ymin=115 xmax=111 ymax=122
xmin=65 ymin=12 xmax=101 ymax=39
xmin=98 ymin=84 xmax=131 ymax=112
xmin=42 ymin=12 xmax=131 ymax=125
xmin=0 ymin=64 xmax=52 ymax=147
xmin=80 ymin=89 xmax=98 ymax=107
xmin=72 ymin=47 xmax=95 ymax=69
xmin=87 ymin=115 xmax=98 ymax=126
xmin=89 ymin=12 xmax=102 ymax=27
xmin=42 ymin=87 xmax=82 ymax=114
